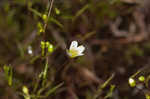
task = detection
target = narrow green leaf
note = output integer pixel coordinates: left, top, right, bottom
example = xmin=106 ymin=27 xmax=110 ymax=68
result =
xmin=73 ymin=4 xmax=90 ymax=21
xmin=45 ymin=82 xmax=64 ymax=97
xmin=3 ymin=65 xmax=13 ymax=86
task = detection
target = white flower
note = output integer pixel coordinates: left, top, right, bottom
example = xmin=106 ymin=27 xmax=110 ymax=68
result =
xmin=67 ymin=41 xmax=85 ymax=58
xmin=128 ymin=78 xmax=136 ymax=87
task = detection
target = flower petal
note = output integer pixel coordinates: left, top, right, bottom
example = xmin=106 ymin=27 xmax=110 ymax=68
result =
xmin=77 ymin=53 xmax=84 ymax=56
xmin=77 ymin=45 xmax=85 ymax=53
xmin=70 ymin=41 xmax=78 ymax=50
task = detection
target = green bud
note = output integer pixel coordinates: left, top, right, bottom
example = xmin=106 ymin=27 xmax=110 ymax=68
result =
xmin=41 ymin=41 xmax=45 ymax=56
xmin=48 ymin=44 xmax=54 ymax=53
xmin=45 ymin=41 xmax=50 ymax=48
xmin=138 ymin=76 xmax=145 ymax=82
xmin=22 ymin=86 xmax=29 ymax=95
xmin=37 ymin=22 xmax=44 ymax=34
xmin=42 ymin=14 xmax=47 ymax=22
xmin=145 ymin=94 xmax=150 ymax=99
xmin=41 ymin=41 xmax=45 ymax=49
xmin=55 ymin=8 xmax=60 ymax=15
xmin=129 ymin=78 xmax=136 ymax=87
xmin=39 ymin=28 xmax=44 ymax=33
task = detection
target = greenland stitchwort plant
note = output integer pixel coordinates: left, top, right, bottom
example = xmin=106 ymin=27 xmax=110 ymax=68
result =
xmin=67 ymin=41 xmax=85 ymax=58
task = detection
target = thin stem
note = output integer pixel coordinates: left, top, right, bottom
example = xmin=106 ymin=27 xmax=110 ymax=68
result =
xmin=43 ymin=0 xmax=55 ymax=40
xmin=42 ymin=0 xmax=54 ymax=58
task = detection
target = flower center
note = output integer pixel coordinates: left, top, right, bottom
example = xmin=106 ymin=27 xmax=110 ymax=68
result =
xmin=69 ymin=49 xmax=79 ymax=58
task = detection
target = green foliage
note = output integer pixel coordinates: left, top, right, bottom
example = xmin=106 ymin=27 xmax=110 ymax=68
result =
xmin=49 ymin=17 xmax=64 ymax=29
xmin=85 ymin=90 xmax=93 ymax=99
xmin=14 ymin=0 xmax=26 ymax=5
xmin=104 ymin=85 xmax=116 ymax=99
xmin=37 ymin=22 xmax=45 ymax=35
xmin=21 ymin=82 xmax=63 ymax=99
xmin=72 ymin=4 xmax=90 ymax=21
xmin=44 ymin=83 xmax=64 ymax=97
xmin=128 ymin=45 xmax=144 ymax=57
xmin=39 ymin=61 xmax=49 ymax=86
xmin=125 ymin=44 xmax=144 ymax=64
xmin=46 ymin=42 xmax=54 ymax=53
xmin=138 ymin=76 xmax=145 ymax=82
xmin=42 ymin=14 xmax=48 ymax=23
xmin=93 ymin=74 xmax=115 ymax=99
xmin=146 ymin=94 xmax=150 ymax=99
xmin=40 ymin=41 xmax=54 ymax=56
xmin=22 ymin=86 xmax=30 ymax=99
xmin=41 ymin=41 xmax=46 ymax=56
xmin=3 ymin=65 xmax=13 ymax=86
xmin=145 ymin=75 xmax=150 ymax=88
xmin=55 ymin=8 xmax=60 ymax=15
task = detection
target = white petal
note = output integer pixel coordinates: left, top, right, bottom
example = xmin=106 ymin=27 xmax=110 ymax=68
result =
xmin=28 ymin=46 xmax=33 ymax=55
xmin=70 ymin=41 xmax=78 ymax=50
xmin=77 ymin=53 xmax=84 ymax=56
xmin=77 ymin=45 xmax=85 ymax=53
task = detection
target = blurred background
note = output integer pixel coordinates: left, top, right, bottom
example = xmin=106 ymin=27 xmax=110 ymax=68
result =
xmin=1 ymin=0 xmax=150 ymax=99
